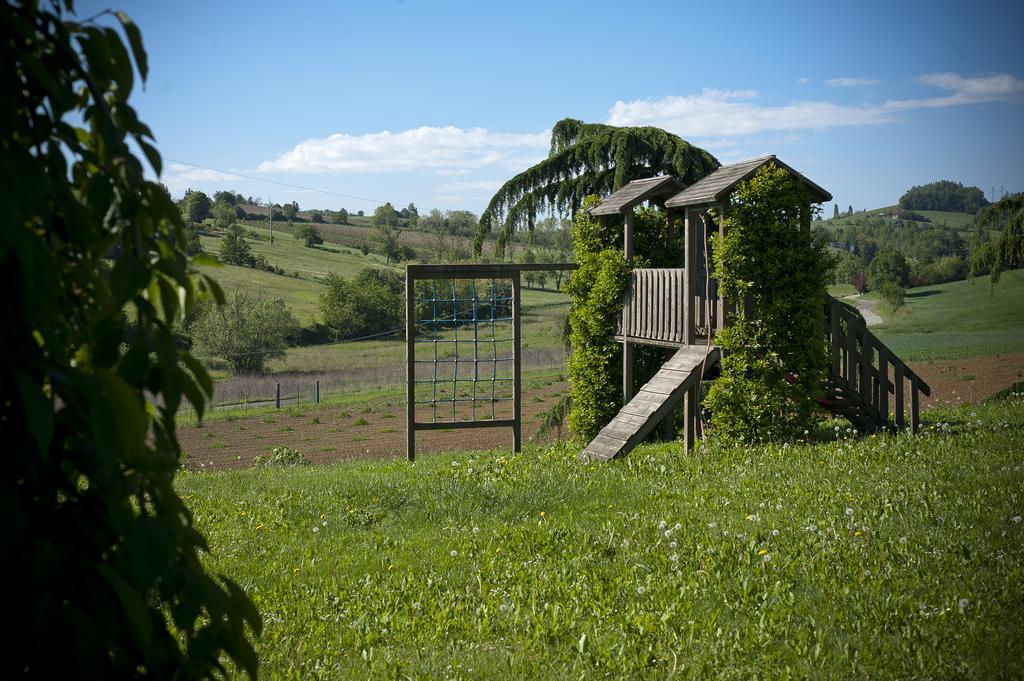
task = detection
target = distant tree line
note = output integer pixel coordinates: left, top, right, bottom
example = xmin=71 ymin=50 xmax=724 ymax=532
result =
xmin=898 ymin=180 xmax=989 ymax=214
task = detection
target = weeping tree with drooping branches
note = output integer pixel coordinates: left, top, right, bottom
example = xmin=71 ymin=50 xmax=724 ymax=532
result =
xmin=474 ymin=118 xmax=720 ymax=258
xmin=969 ymin=193 xmax=1024 ymax=286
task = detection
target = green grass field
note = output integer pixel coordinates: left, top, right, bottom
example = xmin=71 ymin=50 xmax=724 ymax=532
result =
xmin=815 ymin=208 xmax=976 ymax=232
xmin=871 ymin=269 xmax=1024 ymax=360
xmin=179 ymin=399 xmax=1024 ymax=678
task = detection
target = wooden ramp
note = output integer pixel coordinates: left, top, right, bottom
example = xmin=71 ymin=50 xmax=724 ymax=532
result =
xmin=582 ymin=346 xmax=719 ymax=461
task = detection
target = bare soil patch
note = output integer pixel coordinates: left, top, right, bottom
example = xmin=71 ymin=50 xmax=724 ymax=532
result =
xmin=179 ymin=381 xmax=571 ymax=471
xmin=911 ymin=351 xmax=1024 ymax=408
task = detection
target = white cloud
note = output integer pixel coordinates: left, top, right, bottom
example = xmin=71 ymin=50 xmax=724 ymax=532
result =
xmin=826 ymin=77 xmax=879 ymax=88
xmin=607 ymin=88 xmax=895 ymax=136
xmin=258 ymin=126 xmax=549 ymax=174
xmin=693 ymin=137 xmax=739 ymax=149
xmin=435 ymin=179 xmax=504 ymax=192
xmin=607 ymin=73 xmax=1023 ymax=138
xmin=797 ymin=77 xmax=811 ymax=85
xmin=887 ymin=72 xmax=1024 ymax=109
xmin=163 ymin=163 xmax=238 ymax=192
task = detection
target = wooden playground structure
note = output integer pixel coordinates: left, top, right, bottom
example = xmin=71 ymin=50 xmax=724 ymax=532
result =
xmin=582 ymin=155 xmax=930 ymax=460
xmin=405 ymin=155 xmax=930 ymax=462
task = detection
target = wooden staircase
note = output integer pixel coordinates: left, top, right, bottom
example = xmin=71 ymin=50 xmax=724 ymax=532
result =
xmin=821 ymin=294 xmax=930 ymax=432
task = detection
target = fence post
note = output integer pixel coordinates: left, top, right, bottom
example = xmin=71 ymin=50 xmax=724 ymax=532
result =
xmin=315 ymin=379 xmax=320 ymax=404
xmin=275 ymin=382 xmax=280 ymax=409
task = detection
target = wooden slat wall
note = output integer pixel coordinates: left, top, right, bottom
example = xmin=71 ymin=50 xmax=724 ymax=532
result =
xmin=616 ymin=268 xmax=686 ymax=345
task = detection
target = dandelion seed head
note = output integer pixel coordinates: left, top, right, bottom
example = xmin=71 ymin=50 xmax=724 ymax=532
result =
xmin=845 ymin=507 xmax=854 ymax=517
xmin=450 ymin=550 xmax=458 ymax=557
xmin=637 ymin=586 xmax=646 ymax=595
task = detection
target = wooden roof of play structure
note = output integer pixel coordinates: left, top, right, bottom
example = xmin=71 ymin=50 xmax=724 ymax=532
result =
xmin=666 ymin=155 xmax=832 ymax=208
xmin=588 ymin=156 xmax=832 ymax=216
xmin=588 ymin=175 xmax=687 ymax=216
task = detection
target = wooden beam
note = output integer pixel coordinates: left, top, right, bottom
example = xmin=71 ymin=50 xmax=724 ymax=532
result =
xmin=717 ymin=202 xmax=727 ymax=333
xmin=406 ymin=262 xmax=578 ymax=279
xmin=512 ymin=271 xmax=522 ymax=453
xmin=894 ymin=364 xmax=906 ymax=431
xmin=684 ymin=208 xmax=697 ymax=345
xmin=406 ymin=268 xmax=417 ymax=461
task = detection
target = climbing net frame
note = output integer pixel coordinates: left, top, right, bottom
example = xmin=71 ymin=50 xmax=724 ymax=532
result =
xmin=405 ymin=263 xmax=575 ymax=461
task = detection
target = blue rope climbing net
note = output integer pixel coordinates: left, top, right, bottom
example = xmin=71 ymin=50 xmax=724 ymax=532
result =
xmin=413 ymin=278 xmax=514 ymax=422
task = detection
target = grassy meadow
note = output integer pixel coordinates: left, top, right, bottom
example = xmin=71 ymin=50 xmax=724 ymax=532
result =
xmin=179 ymin=398 xmax=1024 ymax=678
xmin=870 ymin=269 xmax=1024 ymax=360
xmin=196 ymin=224 xmax=396 ymax=324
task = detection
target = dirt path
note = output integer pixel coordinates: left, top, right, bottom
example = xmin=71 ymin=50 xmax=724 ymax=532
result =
xmin=843 ymin=294 xmax=883 ymax=326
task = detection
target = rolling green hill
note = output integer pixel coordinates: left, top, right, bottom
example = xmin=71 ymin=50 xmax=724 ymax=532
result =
xmin=197 ymin=224 xmax=397 ymax=324
xmin=871 ymin=269 xmax=1024 ymax=360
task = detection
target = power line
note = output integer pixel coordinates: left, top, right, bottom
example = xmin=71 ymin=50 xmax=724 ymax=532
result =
xmin=163 ymin=157 xmax=389 ymax=205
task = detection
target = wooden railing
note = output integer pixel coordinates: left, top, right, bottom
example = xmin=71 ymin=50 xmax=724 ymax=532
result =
xmin=615 ymin=268 xmax=687 ymax=346
xmin=822 ymin=294 xmax=931 ymax=432
xmin=612 ymin=270 xmax=931 ymax=433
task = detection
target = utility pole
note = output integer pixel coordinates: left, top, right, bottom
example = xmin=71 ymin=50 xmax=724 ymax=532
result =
xmin=269 ymin=196 xmax=273 ymax=244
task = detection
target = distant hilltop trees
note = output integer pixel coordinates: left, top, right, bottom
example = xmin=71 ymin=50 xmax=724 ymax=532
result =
xmin=899 ymin=180 xmax=989 ymax=215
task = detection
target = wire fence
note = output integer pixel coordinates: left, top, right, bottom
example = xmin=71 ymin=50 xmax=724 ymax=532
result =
xmin=179 ymin=346 xmax=567 ymax=418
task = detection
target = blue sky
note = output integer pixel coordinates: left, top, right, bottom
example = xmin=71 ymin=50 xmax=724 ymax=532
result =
xmin=82 ymin=0 xmax=1024 ymax=215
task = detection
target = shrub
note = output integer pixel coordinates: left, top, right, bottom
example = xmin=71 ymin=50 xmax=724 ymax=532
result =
xmin=220 ymin=223 xmax=255 ymax=266
xmin=190 ymin=290 xmax=299 ymax=374
xmin=319 ymin=268 xmax=403 ymax=340
xmin=255 ymin=446 xmax=308 ymax=467
xmin=294 ymin=224 xmax=323 ymax=247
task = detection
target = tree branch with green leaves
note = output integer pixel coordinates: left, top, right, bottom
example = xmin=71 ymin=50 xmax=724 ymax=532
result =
xmin=2 ymin=2 xmax=260 ymax=676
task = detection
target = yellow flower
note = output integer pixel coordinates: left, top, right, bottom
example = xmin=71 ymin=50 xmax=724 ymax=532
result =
xmin=540 ymin=511 xmax=545 ymax=517
xmin=758 ymin=549 xmax=768 ymax=555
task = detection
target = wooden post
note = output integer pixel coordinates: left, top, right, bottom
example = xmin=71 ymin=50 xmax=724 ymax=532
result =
xmin=716 ymin=203 xmax=727 ymax=334
xmin=684 ymin=208 xmax=697 ymax=345
xmin=859 ymin=330 xmax=872 ymax=407
xmin=275 ymin=382 xmax=280 ymax=409
xmin=829 ymin=300 xmax=841 ymax=378
xmin=315 ymin=379 xmax=320 ymax=404
xmin=910 ymin=374 xmax=920 ymax=433
xmin=684 ymin=385 xmax=696 ymax=452
xmin=406 ymin=267 xmax=416 ymax=461
xmin=894 ymin=364 xmax=906 ymax=430
xmin=846 ymin=320 xmax=858 ymax=389
xmin=623 ymin=211 xmax=635 ymax=403
xmin=512 ymin=271 xmax=522 ymax=453
xmin=877 ymin=347 xmax=888 ymax=425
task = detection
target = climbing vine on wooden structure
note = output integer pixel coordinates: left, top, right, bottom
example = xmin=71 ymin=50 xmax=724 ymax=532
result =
xmin=703 ymin=163 xmax=833 ymax=443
